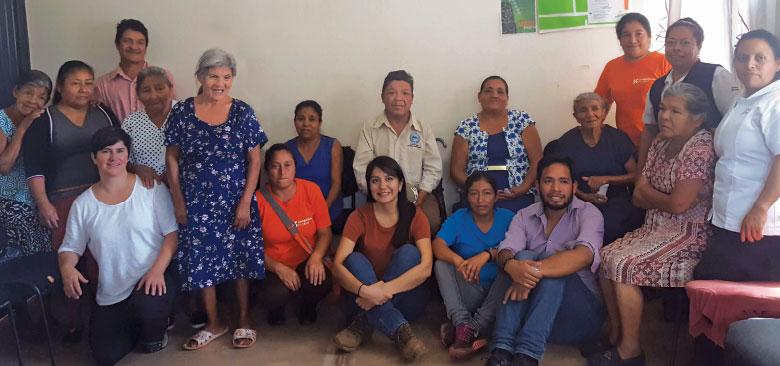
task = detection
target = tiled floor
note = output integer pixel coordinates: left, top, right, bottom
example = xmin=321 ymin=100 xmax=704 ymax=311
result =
xmin=1 ymin=296 xmax=693 ymax=365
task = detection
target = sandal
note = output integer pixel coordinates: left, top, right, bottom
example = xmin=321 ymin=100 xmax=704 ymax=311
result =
xmin=232 ymin=328 xmax=257 ymax=349
xmin=182 ymin=327 xmax=229 ymax=350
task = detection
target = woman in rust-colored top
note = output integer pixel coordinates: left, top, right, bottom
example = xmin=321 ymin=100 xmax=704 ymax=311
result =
xmin=332 ymin=156 xmax=432 ymax=363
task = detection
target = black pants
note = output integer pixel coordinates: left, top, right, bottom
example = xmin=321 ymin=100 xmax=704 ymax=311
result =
xmin=89 ymin=271 xmax=176 ymax=366
xmin=695 ymin=225 xmax=780 ymax=281
xmin=262 ymin=261 xmax=331 ymax=311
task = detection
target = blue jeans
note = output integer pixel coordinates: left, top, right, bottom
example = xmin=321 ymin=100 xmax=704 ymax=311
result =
xmin=492 ymin=250 xmax=604 ymax=360
xmin=343 ymin=244 xmax=429 ymax=338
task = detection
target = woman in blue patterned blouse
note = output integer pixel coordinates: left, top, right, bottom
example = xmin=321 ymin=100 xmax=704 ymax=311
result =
xmin=450 ymin=76 xmax=542 ymax=212
xmin=165 ymin=49 xmax=267 ymax=350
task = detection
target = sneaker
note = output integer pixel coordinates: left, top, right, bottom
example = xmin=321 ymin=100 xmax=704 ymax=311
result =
xmin=512 ymin=352 xmax=539 ymax=366
xmin=587 ymin=347 xmax=646 ymax=366
xmin=448 ymin=323 xmax=482 ymax=359
xmin=190 ymin=311 xmax=207 ymax=329
xmin=143 ymin=333 xmax=169 ymax=353
xmin=333 ymin=314 xmax=372 ymax=352
xmin=266 ymin=306 xmax=286 ymax=326
xmin=485 ymin=348 xmax=514 ymax=366
xmin=394 ymin=323 xmax=427 ymax=362
xmin=439 ymin=322 xmax=455 ymax=348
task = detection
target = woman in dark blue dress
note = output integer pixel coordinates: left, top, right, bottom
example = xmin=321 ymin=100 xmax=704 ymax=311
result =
xmin=165 ymin=49 xmax=267 ymax=350
xmin=285 ymin=100 xmax=343 ymax=221
xmin=547 ymin=92 xmax=642 ymax=244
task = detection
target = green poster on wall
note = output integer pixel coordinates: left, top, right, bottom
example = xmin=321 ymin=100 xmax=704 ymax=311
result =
xmin=536 ymin=0 xmax=626 ymax=33
xmin=501 ymin=0 xmax=536 ymax=34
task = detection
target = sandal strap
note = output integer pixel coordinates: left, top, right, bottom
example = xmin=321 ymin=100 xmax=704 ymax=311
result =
xmin=192 ymin=330 xmax=219 ymax=344
xmin=233 ymin=328 xmax=257 ymax=340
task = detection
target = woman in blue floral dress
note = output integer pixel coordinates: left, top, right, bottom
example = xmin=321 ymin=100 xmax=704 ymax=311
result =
xmin=450 ymin=76 xmax=542 ymax=212
xmin=165 ymin=49 xmax=267 ymax=350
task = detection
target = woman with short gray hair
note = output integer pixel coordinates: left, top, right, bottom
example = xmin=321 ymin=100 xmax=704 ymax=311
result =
xmin=546 ymin=91 xmax=641 ymax=245
xmin=122 ymin=66 xmax=177 ymax=188
xmin=591 ymin=83 xmax=715 ymax=364
xmin=165 ymin=48 xmax=268 ymax=350
xmin=0 ymin=69 xmax=53 ymax=259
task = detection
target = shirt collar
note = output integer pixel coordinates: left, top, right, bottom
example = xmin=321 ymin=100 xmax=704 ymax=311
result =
xmin=373 ymin=111 xmax=421 ymax=132
xmin=744 ymin=79 xmax=780 ymax=100
xmin=110 ymin=61 xmax=149 ymax=81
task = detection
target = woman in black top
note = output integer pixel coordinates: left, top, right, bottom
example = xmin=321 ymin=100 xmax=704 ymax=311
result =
xmin=22 ymin=60 xmax=118 ymax=342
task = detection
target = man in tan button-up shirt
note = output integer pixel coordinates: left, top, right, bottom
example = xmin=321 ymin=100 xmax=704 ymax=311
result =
xmin=353 ymin=70 xmax=443 ymax=231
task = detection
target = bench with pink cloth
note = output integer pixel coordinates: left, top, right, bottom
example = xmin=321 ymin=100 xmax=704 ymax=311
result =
xmin=686 ymin=280 xmax=780 ymax=347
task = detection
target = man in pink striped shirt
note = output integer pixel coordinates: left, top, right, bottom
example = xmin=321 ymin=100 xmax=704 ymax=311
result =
xmin=95 ymin=19 xmax=175 ymax=122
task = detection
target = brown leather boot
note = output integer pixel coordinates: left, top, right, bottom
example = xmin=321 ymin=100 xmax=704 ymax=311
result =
xmin=394 ymin=323 xmax=427 ymax=362
xmin=333 ymin=315 xmax=372 ymax=352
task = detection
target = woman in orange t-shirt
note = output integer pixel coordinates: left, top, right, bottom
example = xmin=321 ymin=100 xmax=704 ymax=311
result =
xmin=256 ymin=144 xmax=333 ymax=325
xmin=332 ymin=156 xmax=433 ymax=362
xmin=595 ymin=12 xmax=671 ymax=146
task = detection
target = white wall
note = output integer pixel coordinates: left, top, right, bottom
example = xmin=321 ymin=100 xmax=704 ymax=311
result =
xmin=26 ymin=0 xmax=621 ymax=205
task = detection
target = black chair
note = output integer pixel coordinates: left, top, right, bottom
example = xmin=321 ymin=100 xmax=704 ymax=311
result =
xmin=0 ymin=252 xmax=59 ymax=365
xmin=433 ymin=138 xmax=449 ymax=223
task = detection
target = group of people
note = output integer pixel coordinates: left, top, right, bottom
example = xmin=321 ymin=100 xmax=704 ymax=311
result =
xmin=0 ymin=12 xmax=778 ymax=366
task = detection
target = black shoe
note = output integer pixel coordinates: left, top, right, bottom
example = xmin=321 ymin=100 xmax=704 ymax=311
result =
xmin=142 ymin=333 xmax=169 ymax=353
xmin=587 ymin=347 xmax=646 ymax=366
xmin=297 ymin=302 xmax=317 ymax=325
xmin=61 ymin=328 xmax=82 ymax=345
xmin=486 ymin=348 xmax=514 ymax=366
xmin=267 ymin=306 xmax=286 ymax=326
xmin=189 ymin=311 xmax=207 ymax=329
xmin=166 ymin=315 xmax=176 ymax=331
xmin=512 ymin=353 xmax=539 ymax=366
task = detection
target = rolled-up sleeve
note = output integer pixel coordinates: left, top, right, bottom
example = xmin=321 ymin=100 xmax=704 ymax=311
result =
xmin=498 ymin=211 xmax=527 ymax=255
xmin=574 ymin=204 xmax=605 ymax=272
xmin=353 ymin=122 xmax=375 ymax=193
xmin=418 ymin=123 xmax=442 ymax=193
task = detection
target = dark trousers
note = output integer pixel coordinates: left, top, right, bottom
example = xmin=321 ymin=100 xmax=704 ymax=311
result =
xmin=89 ymin=271 xmax=176 ymax=366
xmin=695 ymin=225 xmax=780 ymax=281
xmin=261 ymin=261 xmax=332 ymax=311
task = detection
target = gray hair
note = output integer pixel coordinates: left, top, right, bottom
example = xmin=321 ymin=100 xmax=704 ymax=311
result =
xmin=572 ymin=92 xmax=605 ymax=110
xmin=195 ymin=48 xmax=237 ymax=79
xmin=16 ymin=69 xmax=53 ymax=95
xmin=135 ymin=66 xmax=172 ymax=93
xmin=662 ymin=83 xmax=708 ymax=121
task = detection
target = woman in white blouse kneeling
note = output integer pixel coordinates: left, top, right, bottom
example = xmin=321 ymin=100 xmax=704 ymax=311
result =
xmin=58 ymin=126 xmax=179 ymax=366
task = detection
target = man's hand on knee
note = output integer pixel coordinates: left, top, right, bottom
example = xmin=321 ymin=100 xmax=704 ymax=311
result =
xmin=503 ymin=283 xmax=531 ymax=304
xmin=504 ymin=259 xmax=542 ymax=288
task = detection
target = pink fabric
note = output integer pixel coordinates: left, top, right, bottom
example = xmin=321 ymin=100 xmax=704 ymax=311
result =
xmin=686 ymin=280 xmax=780 ymax=347
xmin=94 ymin=62 xmax=176 ymax=122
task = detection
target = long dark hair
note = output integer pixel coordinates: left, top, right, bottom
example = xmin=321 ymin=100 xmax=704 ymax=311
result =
xmin=52 ymin=60 xmax=94 ymax=105
xmin=365 ymin=156 xmax=415 ymax=249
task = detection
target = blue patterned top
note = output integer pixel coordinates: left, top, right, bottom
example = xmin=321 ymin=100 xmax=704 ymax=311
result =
xmin=0 ymin=110 xmax=32 ymax=204
xmin=455 ymin=109 xmax=536 ymax=189
xmin=165 ymin=98 xmax=268 ymax=290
